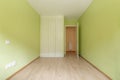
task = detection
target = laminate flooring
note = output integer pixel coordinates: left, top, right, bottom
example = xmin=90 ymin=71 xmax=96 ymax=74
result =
xmin=9 ymin=53 xmax=110 ymax=80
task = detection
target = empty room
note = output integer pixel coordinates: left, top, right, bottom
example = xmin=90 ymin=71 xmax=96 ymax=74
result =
xmin=0 ymin=0 xmax=120 ymax=80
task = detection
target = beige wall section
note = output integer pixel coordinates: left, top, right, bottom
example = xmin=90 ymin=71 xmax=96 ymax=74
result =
xmin=40 ymin=16 xmax=64 ymax=57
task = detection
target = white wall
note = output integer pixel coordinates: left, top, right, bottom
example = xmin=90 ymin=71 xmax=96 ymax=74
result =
xmin=40 ymin=16 xmax=64 ymax=57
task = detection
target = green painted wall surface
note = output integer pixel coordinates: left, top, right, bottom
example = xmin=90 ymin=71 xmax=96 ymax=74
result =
xmin=65 ymin=19 xmax=77 ymax=25
xmin=0 ymin=0 xmax=40 ymax=80
xmin=78 ymin=0 xmax=120 ymax=80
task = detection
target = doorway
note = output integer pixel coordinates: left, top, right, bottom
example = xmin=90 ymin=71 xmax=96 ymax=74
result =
xmin=66 ymin=27 xmax=77 ymax=55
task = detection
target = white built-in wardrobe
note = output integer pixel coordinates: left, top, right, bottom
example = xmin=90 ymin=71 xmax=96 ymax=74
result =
xmin=40 ymin=16 xmax=64 ymax=57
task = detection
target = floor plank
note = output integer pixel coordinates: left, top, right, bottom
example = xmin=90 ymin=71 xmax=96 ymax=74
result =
xmin=9 ymin=54 xmax=110 ymax=80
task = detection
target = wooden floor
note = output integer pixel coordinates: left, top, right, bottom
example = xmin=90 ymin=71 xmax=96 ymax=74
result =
xmin=9 ymin=53 xmax=110 ymax=80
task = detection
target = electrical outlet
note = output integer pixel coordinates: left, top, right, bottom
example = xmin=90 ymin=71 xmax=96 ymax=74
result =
xmin=5 ymin=64 xmax=11 ymax=70
xmin=11 ymin=61 xmax=16 ymax=66
xmin=5 ymin=61 xmax=16 ymax=70
xmin=5 ymin=65 xmax=9 ymax=69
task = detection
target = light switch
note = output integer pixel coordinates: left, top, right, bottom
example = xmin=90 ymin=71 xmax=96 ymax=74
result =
xmin=5 ymin=40 xmax=10 ymax=45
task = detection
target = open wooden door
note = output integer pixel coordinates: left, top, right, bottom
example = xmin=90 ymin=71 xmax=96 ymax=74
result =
xmin=66 ymin=27 xmax=77 ymax=54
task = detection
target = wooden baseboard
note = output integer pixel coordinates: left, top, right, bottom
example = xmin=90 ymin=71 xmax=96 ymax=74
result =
xmin=80 ymin=56 xmax=112 ymax=80
xmin=6 ymin=57 xmax=40 ymax=80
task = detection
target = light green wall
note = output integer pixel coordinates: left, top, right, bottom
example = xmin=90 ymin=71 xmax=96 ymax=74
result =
xmin=65 ymin=19 xmax=77 ymax=25
xmin=0 ymin=0 xmax=40 ymax=80
xmin=78 ymin=0 xmax=120 ymax=80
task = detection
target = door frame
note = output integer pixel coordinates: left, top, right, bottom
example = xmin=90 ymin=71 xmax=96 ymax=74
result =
xmin=65 ymin=24 xmax=79 ymax=57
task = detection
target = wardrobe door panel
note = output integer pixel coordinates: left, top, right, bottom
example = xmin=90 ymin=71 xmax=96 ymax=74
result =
xmin=55 ymin=16 xmax=64 ymax=57
xmin=40 ymin=16 xmax=64 ymax=57
xmin=40 ymin=17 xmax=49 ymax=57
xmin=48 ymin=17 xmax=56 ymax=57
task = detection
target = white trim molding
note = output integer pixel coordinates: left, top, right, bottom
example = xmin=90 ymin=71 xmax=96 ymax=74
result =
xmin=77 ymin=22 xmax=79 ymax=58
xmin=65 ymin=25 xmax=77 ymax=27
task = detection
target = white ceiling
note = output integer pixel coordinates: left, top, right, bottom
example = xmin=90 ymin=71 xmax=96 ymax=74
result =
xmin=28 ymin=0 xmax=93 ymax=19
